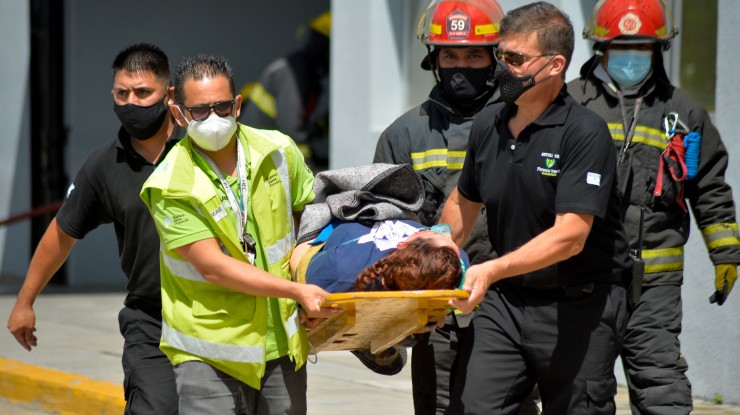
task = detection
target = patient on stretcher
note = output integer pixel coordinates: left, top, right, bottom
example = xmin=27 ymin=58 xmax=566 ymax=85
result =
xmin=290 ymin=219 xmax=469 ymax=293
xmin=290 ymin=219 xmax=469 ymax=376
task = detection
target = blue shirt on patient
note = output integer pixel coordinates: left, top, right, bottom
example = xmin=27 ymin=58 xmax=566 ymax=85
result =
xmin=306 ymin=219 xmax=470 ymax=293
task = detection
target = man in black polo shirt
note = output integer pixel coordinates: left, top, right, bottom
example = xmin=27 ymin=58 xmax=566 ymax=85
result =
xmin=7 ymin=43 xmax=183 ymax=414
xmin=440 ymin=3 xmax=631 ymax=414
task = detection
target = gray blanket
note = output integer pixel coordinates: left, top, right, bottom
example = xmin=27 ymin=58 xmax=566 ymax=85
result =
xmin=296 ymin=163 xmax=424 ymax=243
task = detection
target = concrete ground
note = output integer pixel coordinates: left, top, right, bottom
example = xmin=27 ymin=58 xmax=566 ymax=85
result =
xmin=1 ymin=289 xmax=739 ymax=414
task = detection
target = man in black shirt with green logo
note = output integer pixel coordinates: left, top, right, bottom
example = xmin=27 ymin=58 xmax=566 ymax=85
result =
xmin=441 ymin=3 xmax=631 ymax=414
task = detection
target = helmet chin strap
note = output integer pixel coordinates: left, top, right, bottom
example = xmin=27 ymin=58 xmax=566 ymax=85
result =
xmin=583 ymin=49 xmax=605 ymax=95
xmin=424 ymin=45 xmax=441 ymax=83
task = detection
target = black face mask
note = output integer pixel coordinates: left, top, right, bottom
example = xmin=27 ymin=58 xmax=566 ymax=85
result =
xmin=494 ymin=59 xmax=551 ymax=104
xmin=438 ymin=66 xmax=493 ymax=109
xmin=113 ymin=97 xmax=168 ymax=140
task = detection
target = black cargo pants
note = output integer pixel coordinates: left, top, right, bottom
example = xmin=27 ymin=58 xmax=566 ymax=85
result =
xmin=118 ymin=305 xmax=178 ymax=414
xmin=447 ymin=282 xmax=628 ymax=415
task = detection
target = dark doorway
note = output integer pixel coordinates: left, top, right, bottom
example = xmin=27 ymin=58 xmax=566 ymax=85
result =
xmin=30 ymin=0 xmax=68 ymax=284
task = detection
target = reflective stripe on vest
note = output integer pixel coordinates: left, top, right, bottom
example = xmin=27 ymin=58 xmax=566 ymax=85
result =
xmin=249 ymin=83 xmax=277 ymax=119
xmin=162 ymin=250 xmax=207 ymax=283
xmin=266 ymin=235 xmax=294 ymax=266
xmin=410 ymin=149 xmax=466 ymax=171
xmin=272 ymin=148 xmax=294 ymax=238
xmin=642 ymin=247 xmax=684 ymax=274
xmin=608 ymin=123 xmax=666 ymax=151
xmin=702 ymin=222 xmax=740 ymax=250
xmin=285 ymin=309 xmax=301 ymax=339
xmin=265 ymin=148 xmax=295 ymax=266
xmin=162 ymin=321 xmax=264 ymax=363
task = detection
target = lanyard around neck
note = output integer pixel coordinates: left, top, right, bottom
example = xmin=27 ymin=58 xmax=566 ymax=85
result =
xmin=616 ymin=91 xmax=643 ymax=165
xmin=194 ymin=139 xmax=252 ymax=258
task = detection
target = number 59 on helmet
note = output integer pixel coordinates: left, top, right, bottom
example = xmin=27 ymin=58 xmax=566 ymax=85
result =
xmin=416 ymin=0 xmax=504 ymax=46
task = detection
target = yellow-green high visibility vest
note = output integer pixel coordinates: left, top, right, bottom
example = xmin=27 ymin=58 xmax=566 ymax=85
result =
xmin=141 ymin=124 xmax=314 ymax=389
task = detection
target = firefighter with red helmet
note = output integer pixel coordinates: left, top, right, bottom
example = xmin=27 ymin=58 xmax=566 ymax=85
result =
xmin=570 ymin=0 xmax=740 ymax=413
xmin=374 ymin=1 xmax=548 ymax=414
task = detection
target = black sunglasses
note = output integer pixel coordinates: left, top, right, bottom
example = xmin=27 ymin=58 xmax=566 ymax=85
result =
xmin=178 ymin=100 xmax=236 ymax=122
xmin=494 ymin=48 xmax=551 ymax=67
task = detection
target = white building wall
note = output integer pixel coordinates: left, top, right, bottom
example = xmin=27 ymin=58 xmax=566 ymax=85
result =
xmin=330 ymin=0 xmax=411 ymax=168
xmin=0 ymin=0 xmax=31 ymax=282
xmin=680 ymin=0 xmax=740 ymax=404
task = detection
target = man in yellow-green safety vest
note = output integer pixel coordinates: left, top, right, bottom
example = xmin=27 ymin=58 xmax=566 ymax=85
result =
xmin=140 ymin=54 xmax=329 ymax=415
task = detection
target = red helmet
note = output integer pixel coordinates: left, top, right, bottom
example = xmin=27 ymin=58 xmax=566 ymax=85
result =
xmin=584 ymin=0 xmax=677 ymax=44
xmin=417 ymin=0 xmax=504 ymax=46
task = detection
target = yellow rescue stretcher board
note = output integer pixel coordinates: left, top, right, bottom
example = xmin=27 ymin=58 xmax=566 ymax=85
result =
xmin=306 ymin=289 xmax=469 ymax=355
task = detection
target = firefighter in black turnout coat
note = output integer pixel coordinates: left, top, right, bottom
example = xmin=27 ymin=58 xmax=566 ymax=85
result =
xmin=569 ymin=1 xmax=740 ymax=413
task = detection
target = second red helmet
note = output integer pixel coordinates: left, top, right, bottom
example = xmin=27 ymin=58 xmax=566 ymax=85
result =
xmin=583 ymin=0 xmax=678 ymax=44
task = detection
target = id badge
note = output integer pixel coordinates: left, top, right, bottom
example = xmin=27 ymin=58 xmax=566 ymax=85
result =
xmin=244 ymin=232 xmax=257 ymax=265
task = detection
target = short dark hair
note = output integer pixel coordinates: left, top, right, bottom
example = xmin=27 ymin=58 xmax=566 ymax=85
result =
xmin=111 ymin=43 xmax=170 ymax=82
xmin=500 ymin=2 xmax=574 ymax=74
xmin=174 ymin=55 xmax=236 ymax=104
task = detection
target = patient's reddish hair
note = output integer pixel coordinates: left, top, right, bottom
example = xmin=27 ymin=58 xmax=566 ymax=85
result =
xmin=355 ymin=239 xmax=463 ymax=291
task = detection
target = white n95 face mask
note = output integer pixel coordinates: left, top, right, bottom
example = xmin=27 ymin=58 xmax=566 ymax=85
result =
xmin=186 ymin=113 xmax=237 ymax=152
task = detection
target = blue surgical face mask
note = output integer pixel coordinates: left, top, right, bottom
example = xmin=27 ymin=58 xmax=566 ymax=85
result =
xmin=606 ymin=49 xmax=653 ymax=87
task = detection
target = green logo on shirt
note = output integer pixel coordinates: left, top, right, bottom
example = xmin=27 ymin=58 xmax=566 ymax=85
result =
xmin=538 ymin=152 xmax=561 ymax=177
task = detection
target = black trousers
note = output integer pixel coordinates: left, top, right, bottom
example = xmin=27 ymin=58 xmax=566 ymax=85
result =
xmin=118 ymin=305 xmax=178 ymax=415
xmin=622 ymin=284 xmax=691 ymax=415
xmin=447 ymin=282 xmax=628 ymax=415
xmin=411 ymin=316 xmax=464 ymax=415
xmin=412 ymin=316 xmax=543 ymax=415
